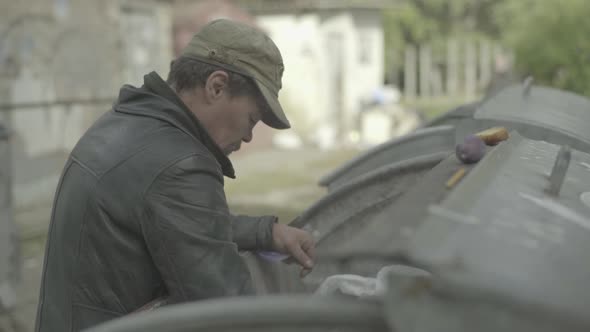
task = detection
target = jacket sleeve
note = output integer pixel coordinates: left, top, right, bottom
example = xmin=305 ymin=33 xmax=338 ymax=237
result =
xmin=230 ymin=214 xmax=276 ymax=251
xmin=139 ymin=155 xmax=254 ymax=304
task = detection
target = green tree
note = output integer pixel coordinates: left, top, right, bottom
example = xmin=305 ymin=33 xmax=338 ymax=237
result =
xmin=383 ymin=0 xmax=502 ymax=84
xmin=495 ymin=0 xmax=590 ymax=95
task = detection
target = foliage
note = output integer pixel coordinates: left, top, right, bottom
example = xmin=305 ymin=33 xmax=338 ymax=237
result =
xmin=494 ymin=0 xmax=590 ymax=95
xmin=382 ymin=0 xmax=500 ymax=85
xmin=383 ymin=0 xmax=590 ymax=96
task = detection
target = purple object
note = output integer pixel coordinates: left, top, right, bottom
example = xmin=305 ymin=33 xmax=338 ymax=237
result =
xmin=257 ymin=251 xmax=290 ymax=262
xmin=456 ymin=135 xmax=486 ymax=164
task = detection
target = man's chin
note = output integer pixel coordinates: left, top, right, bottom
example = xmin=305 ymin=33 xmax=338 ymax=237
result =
xmin=223 ymin=145 xmax=240 ymax=156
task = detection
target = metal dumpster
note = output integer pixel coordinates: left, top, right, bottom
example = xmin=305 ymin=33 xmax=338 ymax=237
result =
xmin=320 ymin=82 xmax=590 ymax=193
xmin=385 ymin=132 xmax=590 ymax=332
xmin=85 ymin=296 xmax=388 ymax=332
xmin=246 ymin=83 xmax=590 ymax=294
xmin=86 ymin=84 xmax=590 ymax=332
xmin=425 ymin=83 xmax=590 ymax=153
xmin=319 ymin=125 xmax=455 ymax=190
xmin=88 ymin=130 xmax=590 ymax=332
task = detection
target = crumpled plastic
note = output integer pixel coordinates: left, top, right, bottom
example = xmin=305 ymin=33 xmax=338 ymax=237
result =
xmin=314 ymin=265 xmax=430 ymax=298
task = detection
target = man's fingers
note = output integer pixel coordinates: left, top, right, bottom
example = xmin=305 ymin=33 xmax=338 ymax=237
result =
xmin=301 ymin=236 xmax=316 ymax=262
xmin=289 ymin=243 xmax=313 ymax=269
xmin=283 ymin=243 xmax=314 ymax=267
xmin=272 ymin=226 xmax=316 ymax=271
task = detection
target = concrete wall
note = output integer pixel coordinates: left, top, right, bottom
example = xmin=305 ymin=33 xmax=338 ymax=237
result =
xmin=256 ymin=14 xmax=329 ymax=143
xmin=351 ymin=10 xmax=384 ymax=113
xmin=0 ymin=0 xmax=173 ymax=210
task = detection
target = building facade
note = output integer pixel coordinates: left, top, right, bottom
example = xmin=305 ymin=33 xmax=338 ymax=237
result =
xmin=0 ymin=0 xmax=172 ymax=210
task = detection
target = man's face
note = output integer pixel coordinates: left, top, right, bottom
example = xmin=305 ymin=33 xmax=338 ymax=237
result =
xmin=181 ymin=70 xmax=264 ymax=155
xmin=209 ymin=93 xmax=262 ymax=155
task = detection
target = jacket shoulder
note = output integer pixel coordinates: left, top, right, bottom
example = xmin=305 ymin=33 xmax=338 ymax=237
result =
xmin=72 ymin=111 xmax=222 ymax=180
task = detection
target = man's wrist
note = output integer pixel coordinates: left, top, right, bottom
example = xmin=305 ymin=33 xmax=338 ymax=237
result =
xmin=257 ymin=215 xmax=278 ymax=251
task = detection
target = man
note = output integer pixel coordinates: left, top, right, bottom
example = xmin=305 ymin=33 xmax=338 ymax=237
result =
xmin=34 ymin=19 xmax=315 ymax=331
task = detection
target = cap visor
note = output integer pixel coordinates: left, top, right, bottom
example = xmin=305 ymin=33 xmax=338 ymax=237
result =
xmin=255 ymin=80 xmax=291 ymax=130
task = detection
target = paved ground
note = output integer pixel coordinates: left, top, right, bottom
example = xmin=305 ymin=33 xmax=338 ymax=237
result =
xmin=9 ymin=146 xmax=359 ymax=332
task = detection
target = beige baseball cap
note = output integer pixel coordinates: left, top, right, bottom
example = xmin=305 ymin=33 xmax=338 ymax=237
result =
xmin=180 ymin=19 xmax=290 ymax=129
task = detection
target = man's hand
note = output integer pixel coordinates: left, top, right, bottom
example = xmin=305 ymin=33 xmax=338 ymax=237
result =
xmin=271 ymin=223 xmax=315 ymax=276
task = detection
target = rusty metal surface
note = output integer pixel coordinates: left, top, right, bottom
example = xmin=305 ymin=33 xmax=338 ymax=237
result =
xmin=319 ymin=126 xmax=455 ymax=190
xmin=85 ymin=295 xmax=388 ymax=332
xmin=397 ymin=132 xmax=590 ymax=330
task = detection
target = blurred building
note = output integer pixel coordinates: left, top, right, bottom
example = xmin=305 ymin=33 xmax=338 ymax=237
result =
xmin=173 ymin=0 xmax=393 ymax=149
xmin=0 ymin=0 xmax=394 ymax=208
xmin=172 ymin=0 xmax=256 ymax=57
xmin=0 ymin=0 xmax=172 ymax=210
xmin=241 ymin=0 xmax=392 ymax=148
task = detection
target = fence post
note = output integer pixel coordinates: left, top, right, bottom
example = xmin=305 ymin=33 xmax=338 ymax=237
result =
xmin=419 ymin=44 xmax=432 ymax=98
xmin=404 ymin=46 xmax=417 ymax=101
xmin=446 ymin=39 xmax=459 ymax=97
xmin=464 ymin=40 xmax=477 ymax=99
xmin=479 ymin=40 xmax=492 ymax=90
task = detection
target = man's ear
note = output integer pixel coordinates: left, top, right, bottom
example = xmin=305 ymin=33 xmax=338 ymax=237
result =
xmin=204 ymin=70 xmax=230 ymax=102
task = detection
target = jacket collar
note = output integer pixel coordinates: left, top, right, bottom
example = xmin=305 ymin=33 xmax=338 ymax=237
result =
xmin=118 ymin=71 xmax=235 ymax=178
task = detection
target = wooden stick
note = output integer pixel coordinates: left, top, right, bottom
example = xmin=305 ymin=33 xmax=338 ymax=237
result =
xmin=446 ymin=167 xmax=467 ymax=189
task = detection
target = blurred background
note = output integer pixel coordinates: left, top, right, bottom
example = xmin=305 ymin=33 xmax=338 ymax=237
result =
xmin=0 ymin=0 xmax=589 ymax=330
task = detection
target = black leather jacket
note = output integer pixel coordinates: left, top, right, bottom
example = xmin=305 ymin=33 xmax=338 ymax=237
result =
xmin=34 ymin=72 xmax=276 ymax=331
